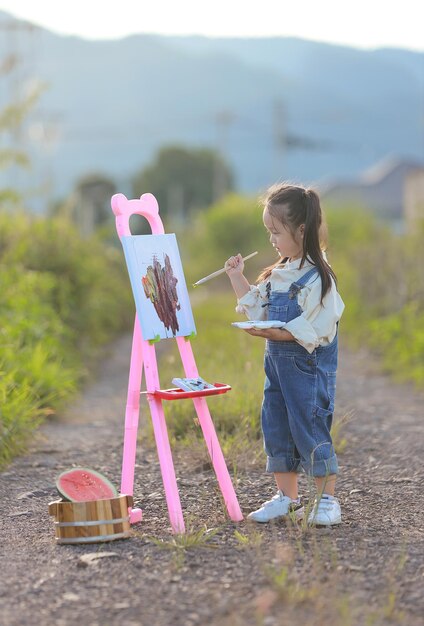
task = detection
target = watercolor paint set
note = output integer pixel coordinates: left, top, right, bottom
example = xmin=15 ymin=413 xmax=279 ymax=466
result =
xmin=171 ymin=377 xmax=216 ymax=392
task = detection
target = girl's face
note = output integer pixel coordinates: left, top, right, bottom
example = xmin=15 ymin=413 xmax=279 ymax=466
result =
xmin=263 ymin=208 xmax=304 ymax=260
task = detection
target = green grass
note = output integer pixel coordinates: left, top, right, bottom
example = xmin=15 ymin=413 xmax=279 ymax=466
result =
xmin=0 ymin=212 xmax=132 ymax=467
xmin=328 ymin=209 xmax=424 ymax=386
xmin=4 ymin=198 xmax=422 ymax=468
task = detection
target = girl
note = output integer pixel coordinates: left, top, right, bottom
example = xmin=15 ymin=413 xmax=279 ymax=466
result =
xmin=225 ymin=183 xmax=345 ymax=526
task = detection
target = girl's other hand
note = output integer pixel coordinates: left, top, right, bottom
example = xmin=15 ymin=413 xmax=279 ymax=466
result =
xmin=244 ymin=328 xmax=274 ymax=338
xmin=224 ymin=253 xmax=244 ymax=276
xmin=244 ymin=328 xmax=295 ymax=342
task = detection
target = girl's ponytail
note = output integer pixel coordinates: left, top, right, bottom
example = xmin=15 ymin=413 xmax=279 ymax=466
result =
xmin=302 ymin=189 xmax=336 ymax=302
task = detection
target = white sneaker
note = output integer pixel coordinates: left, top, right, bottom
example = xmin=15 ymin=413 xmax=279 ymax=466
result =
xmin=307 ymin=494 xmax=342 ymax=526
xmin=247 ymin=491 xmax=304 ymax=523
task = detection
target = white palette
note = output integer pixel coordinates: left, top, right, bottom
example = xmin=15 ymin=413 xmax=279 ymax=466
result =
xmin=231 ymin=321 xmax=286 ymax=330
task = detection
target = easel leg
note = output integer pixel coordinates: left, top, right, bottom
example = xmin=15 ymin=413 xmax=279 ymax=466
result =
xmin=121 ymin=316 xmax=143 ymax=523
xmin=148 ymin=396 xmax=185 ymax=533
xmin=192 ymin=397 xmax=244 ymax=522
xmin=143 ymin=341 xmax=185 ymax=534
xmin=176 ymin=337 xmax=243 ymax=522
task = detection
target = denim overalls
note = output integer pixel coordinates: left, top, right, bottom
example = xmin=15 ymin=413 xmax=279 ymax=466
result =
xmin=261 ymin=267 xmax=339 ymax=477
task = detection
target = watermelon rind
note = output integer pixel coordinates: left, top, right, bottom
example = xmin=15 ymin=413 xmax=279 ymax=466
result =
xmin=56 ymin=467 xmax=118 ymax=502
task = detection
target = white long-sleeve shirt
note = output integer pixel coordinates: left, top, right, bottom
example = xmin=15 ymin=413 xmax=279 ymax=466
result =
xmin=235 ymin=257 xmax=345 ymax=353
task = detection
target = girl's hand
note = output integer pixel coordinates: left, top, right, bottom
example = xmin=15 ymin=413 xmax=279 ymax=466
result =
xmin=244 ymin=328 xmax=275 ymax=339
xmin=244 ymin=328 xmax=294 ymax=341
xmin=224 ymin=253 xmax=244 ymax=276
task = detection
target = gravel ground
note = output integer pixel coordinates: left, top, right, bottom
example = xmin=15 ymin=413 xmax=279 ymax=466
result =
xmin=1 ymin=333 xmax=423 ymax=626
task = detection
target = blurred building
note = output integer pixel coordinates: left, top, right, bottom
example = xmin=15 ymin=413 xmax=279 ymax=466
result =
xmin=319 ymin=156 xmax=424 ymax=231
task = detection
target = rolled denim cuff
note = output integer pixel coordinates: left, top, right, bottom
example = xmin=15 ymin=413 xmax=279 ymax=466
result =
xmin=266 ymin=456 xmax=301 ymax=473
xmin=302 ymin=453 xmax=339 ymax=477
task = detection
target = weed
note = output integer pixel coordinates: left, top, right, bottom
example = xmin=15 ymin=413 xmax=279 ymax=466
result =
xmin=234 ymin=528 xmax=263 ymax=549
xmin=145 ymin=525 xmax=219 ymax=551
xmin=264 ymin=562 xmax=320 ymax=606
xmin=332 ymin=410 xmax=354 ymax=454
xmin=143 ymin=525 xmax=220 ymax=568
xmin=257 ymin=531 xmax=355 ymax=625
xmin=365 ymin=547 xmax=408 ymax=625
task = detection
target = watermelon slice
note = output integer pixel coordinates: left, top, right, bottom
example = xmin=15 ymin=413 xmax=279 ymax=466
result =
xmin=56 ymin=467 xmax=118 ymax=502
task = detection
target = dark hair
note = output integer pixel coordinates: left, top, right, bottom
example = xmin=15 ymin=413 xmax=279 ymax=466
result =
xmin=257 ymin=182 xmax=336 ymax=302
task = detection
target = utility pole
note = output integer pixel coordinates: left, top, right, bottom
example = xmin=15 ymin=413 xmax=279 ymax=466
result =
xmin=167 ymin=182 xmax=185 ymax=226
xmin=272 ymin=98 xmax=286 ymax=183
xmin=213 ymin=110 xmax=235 ymax=202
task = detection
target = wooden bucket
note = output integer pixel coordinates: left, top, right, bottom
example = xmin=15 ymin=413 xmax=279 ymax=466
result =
xmin=48 ymin=494 xmax=133 ymax=544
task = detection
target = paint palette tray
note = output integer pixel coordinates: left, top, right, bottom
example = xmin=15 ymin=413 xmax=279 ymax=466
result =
xmin=147 ymin=382 xmax=231 ymax=400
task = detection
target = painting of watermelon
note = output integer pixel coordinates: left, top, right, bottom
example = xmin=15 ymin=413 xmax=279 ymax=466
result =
xmin=56 ymin=467 xmax=118 ymax=502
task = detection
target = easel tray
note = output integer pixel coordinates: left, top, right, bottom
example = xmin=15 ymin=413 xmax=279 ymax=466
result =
xmin=145 ymin=382 xmax=231 ymax=400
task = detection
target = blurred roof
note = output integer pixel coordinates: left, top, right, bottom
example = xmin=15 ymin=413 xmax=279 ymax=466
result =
xmin=359 ymin=154 xmax=424 ymax=185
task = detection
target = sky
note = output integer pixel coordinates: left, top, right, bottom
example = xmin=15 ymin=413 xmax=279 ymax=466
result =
xmin=0 ymin=0 xmax=423 ymax=51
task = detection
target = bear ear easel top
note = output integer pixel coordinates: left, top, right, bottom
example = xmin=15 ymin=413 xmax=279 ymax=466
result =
xmin=111 ymin=193 xmax=164 ymax=237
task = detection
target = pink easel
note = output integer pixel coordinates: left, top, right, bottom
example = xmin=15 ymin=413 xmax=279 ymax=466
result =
xmin=111 ymin=192 xmax=243 ymax=533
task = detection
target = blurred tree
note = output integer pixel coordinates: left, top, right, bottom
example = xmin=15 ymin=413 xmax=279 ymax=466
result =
xmin=132 ymin=145 xmax=234 ymax=223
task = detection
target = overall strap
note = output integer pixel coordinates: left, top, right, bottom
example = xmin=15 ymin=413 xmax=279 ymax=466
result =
xmin=294 ymin=267 xmax=319 ymax=287
xmin=263 ymin=266 xmax=319 ymax=306
xmin=288 ymin=267 xmax=319 ymax=300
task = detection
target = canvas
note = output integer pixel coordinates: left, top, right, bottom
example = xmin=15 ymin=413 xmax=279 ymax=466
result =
xmin=121 ymin=233 xmax=196 ymax=341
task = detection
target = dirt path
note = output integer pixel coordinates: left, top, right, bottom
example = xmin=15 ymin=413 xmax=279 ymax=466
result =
xmin=0 ymin=334 xmax=423 ymax=626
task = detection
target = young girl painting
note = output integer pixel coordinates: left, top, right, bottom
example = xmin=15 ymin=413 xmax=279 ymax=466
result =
xmin=225 ymin=183 xmax=345 ymax=526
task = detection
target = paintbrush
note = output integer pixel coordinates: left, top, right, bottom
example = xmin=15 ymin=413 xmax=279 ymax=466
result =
xmin=192 ymin=251 xmax=258 ymax=287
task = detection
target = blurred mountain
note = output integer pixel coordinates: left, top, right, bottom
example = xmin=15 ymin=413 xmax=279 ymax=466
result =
xmin=0 ymin=10 xmax=423 ymax=211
